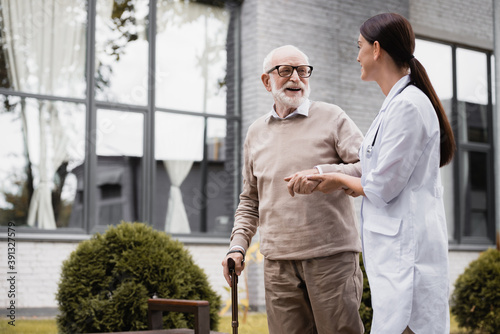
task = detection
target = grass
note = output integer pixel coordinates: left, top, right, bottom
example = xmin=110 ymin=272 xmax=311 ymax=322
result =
xmin=0 ymin=314 xmax=269 ymax=334
xmin=0 ymin=318 xmax=58 ymax=334
xmin=219 ymin=313 xmax=269 ymax=334
xmin=0 ymin=313 xmax=477 ymax=333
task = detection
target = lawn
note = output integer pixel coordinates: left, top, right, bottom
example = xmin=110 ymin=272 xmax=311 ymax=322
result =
xmin=0 ymin=313 xmax=472 ymax=334
xmin=1 ymin=318 xmax=58 ymax=334
xmin=0 ymin=314 xmax=269 ymax=334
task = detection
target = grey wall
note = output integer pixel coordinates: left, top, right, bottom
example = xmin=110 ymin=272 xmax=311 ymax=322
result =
xmin=239 ymin=0 xmax=410 ymax=137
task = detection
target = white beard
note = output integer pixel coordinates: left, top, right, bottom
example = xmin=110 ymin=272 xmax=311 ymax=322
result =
xmin=270 ymin=76 xmax=310 ymax=110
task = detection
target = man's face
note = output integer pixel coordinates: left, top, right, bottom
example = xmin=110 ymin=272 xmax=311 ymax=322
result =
xmin=269 ymin=72 xmax=310 ymax=110
xmin=265 ymin=47 xmax=311 ymax=110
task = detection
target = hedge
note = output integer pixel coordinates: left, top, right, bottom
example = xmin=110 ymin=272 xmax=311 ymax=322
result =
xmin=451 ymin=248 xmax=500 ymax=333
xmin=56 ymin=222 xmax=221 ymax=333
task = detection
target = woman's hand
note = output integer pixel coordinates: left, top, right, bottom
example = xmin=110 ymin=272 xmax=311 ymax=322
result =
xmin=307 ymin=173 xmax=365 ymax=197
xmin=306 ymin=173 xmax=345 ymax=193
xmin=343 ymin=187 xmax=362 ymax=197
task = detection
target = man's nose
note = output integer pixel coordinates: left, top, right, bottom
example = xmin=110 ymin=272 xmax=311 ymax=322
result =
xmin=289 ymin=69 xmax=301 ymax=81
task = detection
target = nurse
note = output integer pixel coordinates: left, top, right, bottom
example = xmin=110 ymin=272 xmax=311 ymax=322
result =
xmin=287 ymin=13 xmax=456 ymax=334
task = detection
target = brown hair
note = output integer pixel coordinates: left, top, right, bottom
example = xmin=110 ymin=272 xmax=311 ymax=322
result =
xmin=360 ymin=13 xmax=456 ymax=167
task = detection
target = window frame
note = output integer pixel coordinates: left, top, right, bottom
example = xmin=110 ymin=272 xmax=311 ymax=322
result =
xmin=416 ymin=36 xmax=496 ymax=248
xmin=0 ymin=0 xmax=242 ymax=240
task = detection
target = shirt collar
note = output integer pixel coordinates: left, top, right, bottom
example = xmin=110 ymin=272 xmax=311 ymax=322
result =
xmin=380 ymin=75 xmax=411 ymax=112
xmin=265 ymin=99 xmax=311 ymax=120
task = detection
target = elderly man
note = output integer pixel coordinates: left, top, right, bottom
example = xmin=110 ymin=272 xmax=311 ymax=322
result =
xmin=221 ymin=45 xmax=364 ymax=334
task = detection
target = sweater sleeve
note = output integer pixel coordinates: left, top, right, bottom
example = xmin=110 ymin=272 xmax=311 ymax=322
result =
xmin=316 ymin=109 xmax=363 ymax=176
xmin=230 ymin=135 xmax=259 ymax=251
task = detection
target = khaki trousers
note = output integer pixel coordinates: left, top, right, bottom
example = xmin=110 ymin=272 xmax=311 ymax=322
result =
xmin=264 ymin=251 xmax=364 ymax=334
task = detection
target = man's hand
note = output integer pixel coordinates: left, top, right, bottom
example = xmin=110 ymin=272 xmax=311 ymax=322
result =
xmin=222 ymin=252 xmax=245 ymax=286
xmin=306 ymin=173 xmax=345 ymax=193
xmin=284 ymin=168 xmax=320 ymax=197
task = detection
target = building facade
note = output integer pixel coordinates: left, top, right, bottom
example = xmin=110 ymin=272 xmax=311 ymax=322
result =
xmin=0 ymin=0 xmax=498 ymax=315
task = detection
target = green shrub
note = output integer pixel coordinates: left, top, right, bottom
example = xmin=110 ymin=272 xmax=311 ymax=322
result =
xmin=451 ymin=248 xmax=500 ymax=333
xmin=56 ymin=222 xmax=221 ymax=333
xmin=359 ymin=253 xmax=373 ymax=333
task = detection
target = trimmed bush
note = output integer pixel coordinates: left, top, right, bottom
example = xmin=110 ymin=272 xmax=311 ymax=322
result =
xmin=451 ymin=248 xmax=500 ymax=333
xmin=56 ymin=222 xmax=221 ymax=333
xmin=359 ymin=253 xmax=373 ymax=333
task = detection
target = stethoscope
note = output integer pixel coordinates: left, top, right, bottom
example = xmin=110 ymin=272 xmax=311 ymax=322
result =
xmin=365 ymin=82 xmax=413 ymax=159
xmin=365 ymin=124 xmax=379 ymax=158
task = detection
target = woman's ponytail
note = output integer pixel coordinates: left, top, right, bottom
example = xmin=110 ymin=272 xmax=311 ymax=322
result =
xmin=360 ymin=13 xmax=456 ymax=167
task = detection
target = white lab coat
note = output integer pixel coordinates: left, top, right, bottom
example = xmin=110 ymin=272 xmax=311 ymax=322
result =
xmin=360 ymin=75 xmax=450 ymax=333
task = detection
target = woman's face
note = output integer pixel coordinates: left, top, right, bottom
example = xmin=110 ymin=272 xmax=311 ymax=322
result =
xmin=357 ymin=34 xmax=376 ymax=81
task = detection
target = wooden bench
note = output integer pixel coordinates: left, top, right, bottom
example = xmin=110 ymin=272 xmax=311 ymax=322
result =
xmin=92 ymin=298 xmax=227 ymax=334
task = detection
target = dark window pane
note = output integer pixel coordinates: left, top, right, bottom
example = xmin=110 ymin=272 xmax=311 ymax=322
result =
xmin=462 ymin=151 xmax=488 ymax=238
xmin=99 ymin=202 xmax=124 ymax=225
xmin=101 ymin=184 xmax=122 ymax=199
xmin=457 ymin=102 xmax=488 ymax=143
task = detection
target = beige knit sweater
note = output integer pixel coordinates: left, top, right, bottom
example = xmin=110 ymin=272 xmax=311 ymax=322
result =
xmin=230 ymin=101 xmax=364 ymax=260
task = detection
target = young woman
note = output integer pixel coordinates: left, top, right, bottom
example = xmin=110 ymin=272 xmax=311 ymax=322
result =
xmin=288 ymin=13 xmax=455 ymax=333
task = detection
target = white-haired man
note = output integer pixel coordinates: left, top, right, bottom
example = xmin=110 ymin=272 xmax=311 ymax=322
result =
xmin=222 ymin=45 xmax=365 ymax=334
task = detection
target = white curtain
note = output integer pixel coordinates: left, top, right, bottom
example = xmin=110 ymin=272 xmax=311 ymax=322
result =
xmin=27 ymin=103 xmax=72 ymax=228
xmin=1 ymin=0 xmax=85 ymax=228
xmin=156 ymin=112 xmax=204 ymax=234
xmin=163 ymin=160 xmax=194 ymax=234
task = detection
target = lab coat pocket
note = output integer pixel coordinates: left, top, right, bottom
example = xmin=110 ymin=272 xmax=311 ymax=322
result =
xmin=363 ymin=215 xmax=402 ymax=274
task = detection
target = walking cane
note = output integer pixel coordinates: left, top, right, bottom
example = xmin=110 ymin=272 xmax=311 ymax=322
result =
xmin=227 ymin=258 xmax=239 ymax=334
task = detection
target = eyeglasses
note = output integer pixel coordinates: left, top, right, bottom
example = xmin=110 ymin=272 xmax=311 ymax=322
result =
xmin=266 ymin=65 xmax=313 ymax=78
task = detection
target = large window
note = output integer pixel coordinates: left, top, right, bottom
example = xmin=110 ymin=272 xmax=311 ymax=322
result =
xmin=0 ymin=0 xmax=241 ymax=236
xmin=415 ymin=38 xmax=495 ymax=246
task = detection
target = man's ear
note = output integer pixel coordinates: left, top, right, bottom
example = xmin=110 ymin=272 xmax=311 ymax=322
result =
xmin=262 ymin=73 xmax=272 ymax=92
xmin=373 ymin=41 xmax=381 ymax=60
